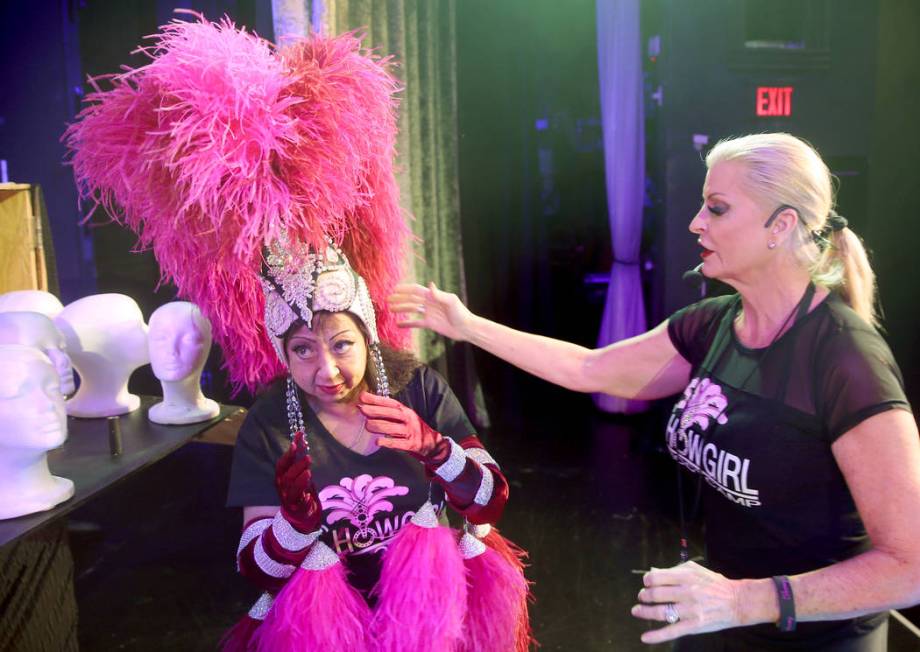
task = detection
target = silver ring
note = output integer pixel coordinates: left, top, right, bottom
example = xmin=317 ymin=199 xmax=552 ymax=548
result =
xmin=415 ymin=304 xmax=426 ymax=314
xmin=664 ymin=602 xmax=680 ymax=624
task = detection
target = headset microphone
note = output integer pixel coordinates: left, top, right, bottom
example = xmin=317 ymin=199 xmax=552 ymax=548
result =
xmin=682 ymin=263 xmax=704 ymax=286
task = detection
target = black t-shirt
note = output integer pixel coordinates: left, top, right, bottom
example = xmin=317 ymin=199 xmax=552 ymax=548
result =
xmin=226 ymin=365 xmax=476 ymax=595
xmin=667 ymin=292 xmax=911 ymax=649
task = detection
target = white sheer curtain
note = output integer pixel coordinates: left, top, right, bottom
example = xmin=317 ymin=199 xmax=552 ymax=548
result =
xmin=593 ymin=0 xmax=648 ymax=414
xmin=271 ymin=0 xmax=316 ymax=42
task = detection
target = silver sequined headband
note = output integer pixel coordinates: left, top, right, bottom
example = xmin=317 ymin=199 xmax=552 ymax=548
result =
xmin=261 ymin=234 xmax=389 ymax=396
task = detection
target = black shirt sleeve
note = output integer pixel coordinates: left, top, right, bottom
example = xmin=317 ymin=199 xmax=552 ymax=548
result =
xmin=667 ymin=295 xmax=737 ymax=368
xmin=397 ymin=366 xmax=477 ymax=440
xmin=814 ymin=314 xmax=912 ymax=442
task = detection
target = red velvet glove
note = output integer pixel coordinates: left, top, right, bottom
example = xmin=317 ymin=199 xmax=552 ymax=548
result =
xmin=357 ymin=391 xmax=451 ymax=465
xmin=274 ymin=432 xmax=323 ymax=533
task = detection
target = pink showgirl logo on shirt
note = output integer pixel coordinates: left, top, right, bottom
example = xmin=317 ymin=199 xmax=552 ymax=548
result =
xmin=667 ymin=377 xmax=761 ymax=508
xmin=318 ymin=474 xmax=409 ymax=551
xmin=675 ymin=377 xmax=729 ymax=433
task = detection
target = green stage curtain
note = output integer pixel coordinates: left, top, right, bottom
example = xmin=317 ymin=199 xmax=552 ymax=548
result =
xmin=314 ymin=0 xmax=489 ymax=427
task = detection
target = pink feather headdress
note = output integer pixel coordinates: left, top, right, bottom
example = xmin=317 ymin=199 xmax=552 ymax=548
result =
xmin=64 ymin=12 xmax=410 ymax=393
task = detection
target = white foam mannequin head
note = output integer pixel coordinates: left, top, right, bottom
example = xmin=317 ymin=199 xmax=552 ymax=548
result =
xmin=147 ymin=301 xmax=219 ymax=425
xmin=54 ymin=293 xmax=150 ymax=418
xmin=0 ymin=345 xmax=75 ymax=519
xmin=0 ymin=312 xmax=76 ymax=396
xmin=0 ymin=290 xmax=65 ymax=319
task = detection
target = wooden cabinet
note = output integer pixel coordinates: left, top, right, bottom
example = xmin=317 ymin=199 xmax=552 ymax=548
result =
xmin=0 ymin=183 xmax=48 ymax=293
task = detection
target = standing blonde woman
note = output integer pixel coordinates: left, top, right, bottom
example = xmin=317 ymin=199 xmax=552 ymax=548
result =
xmin=392 ymin=133 xmax=920 ymax=650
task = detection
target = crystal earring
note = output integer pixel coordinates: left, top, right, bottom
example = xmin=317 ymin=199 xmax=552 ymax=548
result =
xmin=369 ymin=342 xmax=390 ymax=397
xmin=285 ymin=376 xmax=308 ymax=447
xmin=768 ymin=240 xmax=777 ymax=249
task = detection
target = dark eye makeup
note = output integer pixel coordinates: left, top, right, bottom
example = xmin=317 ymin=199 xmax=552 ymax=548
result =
xmin=333 ymin=339 xmax=354 ymax=353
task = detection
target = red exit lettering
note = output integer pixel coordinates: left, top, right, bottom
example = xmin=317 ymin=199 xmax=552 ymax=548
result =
xmin=756 ymin=86 xmax=794 ymax=117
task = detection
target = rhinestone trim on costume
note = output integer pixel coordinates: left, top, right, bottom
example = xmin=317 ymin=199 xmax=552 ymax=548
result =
xmin=473 ymin=467 xmax=494 ymax=507
xmin=355 ymin=276 xmax=380 ymax=342
xmin=469 ymin=522 xmax=492 ymax=538
xmin=458 ymin=532 xmax=487 ymax=559
xmin=237 ymin=518 xmax=272 ymax=559
xmin=262 ymin=236 xmax=385 ymax=372
xmin=248 ymin=592 xmax=274 ymax=620
xmin=313 ymin=267 xmax=356 ymax=312
xmin=465 ymin=447 xmax=499 ymax=469
xmin=300 ymin=541 xmax=340 ymax=571
xmin=254 ymin=538 xmax=296 ymax=579
xmin=410 ymin=501 xmax=439 ymax=529
xmin=263 ymin=280 xmax=300 ymax=338
xmin=434 ymin=438 xmax=466 ymax=482
xmin=272 ymin=512 xmax=321 ymax=551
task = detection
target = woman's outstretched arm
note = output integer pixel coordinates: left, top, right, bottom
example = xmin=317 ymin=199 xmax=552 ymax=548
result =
xmin=389 ymin=282 xmax=691 ymax=400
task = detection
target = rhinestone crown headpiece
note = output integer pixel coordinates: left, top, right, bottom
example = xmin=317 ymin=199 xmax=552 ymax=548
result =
xmin=261 ymin=234 xmax=380 ymax=364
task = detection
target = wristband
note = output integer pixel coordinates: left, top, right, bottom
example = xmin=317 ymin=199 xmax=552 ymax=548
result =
xmin=433 ymin=438 xmax=466 ymax=481
xmin=272 ymin=511 xmax=321 ymax=551
xmin=771 ymin=575 xmax=796 ymax=632
xmin=473 ymin=467 xmax=494 ymax=506
xmin=237 ymin=518 xmax=271 ymax=557
xmin=465 ymin=446 xmax=499 ymax=468
xmin=254 ymin=537 xmax=296 ymax=578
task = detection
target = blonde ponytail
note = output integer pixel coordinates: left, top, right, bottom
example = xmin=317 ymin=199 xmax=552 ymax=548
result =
xmin=815 ymin=227 xmax=878 ymax=327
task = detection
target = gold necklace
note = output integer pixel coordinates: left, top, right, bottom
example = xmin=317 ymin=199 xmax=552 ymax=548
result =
xmin=343 ymin=417 xmax=368 ymax=452
xmin=322 ymin=412 xmax=367 ymax=451
xmin=312 ymin=401 xmax=370 ymax=452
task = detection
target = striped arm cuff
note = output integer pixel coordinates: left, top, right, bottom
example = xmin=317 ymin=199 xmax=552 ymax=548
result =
xmin=465 ymin=446 xmax=499 ymax=469
xmin=473 ymin=464 xmax=495 ymax=506
xmin=238 ymin=518 xmax=271 ymax=556
xmin=271 ymin=511 xmax=321 ymax=551
xmin=434 ymin=437 xmax=466 ymax=482
xmin=248 ymin=592 xmax=273 ymax=620
xmin=254 ymin=538 xmax=296 ymax=579
xmin=236 ymin=518 xmax=271 ymax=570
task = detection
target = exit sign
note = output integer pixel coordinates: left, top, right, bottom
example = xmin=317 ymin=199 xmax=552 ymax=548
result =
xmin=756 ymin=86 xmax=793 ymax=117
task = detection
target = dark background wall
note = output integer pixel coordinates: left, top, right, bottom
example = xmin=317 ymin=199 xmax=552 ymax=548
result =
xmin=0 ymin=0 xmax=272 ymax=404
xmin=637 ymin=0 xmax=919 ymax=405
xmin=643 ymin=0 xmax=879 ymax=322
xmin=456 ymin=0 xmax=611 ymax=424
xmin=867 ymin=0 xmax=920 ymax=406
xmin=455 ymin=0 xmax=920 ymax=417
xmin=0 ymin=1 xmax=95 ymax=303
xmin=1 ymin=0 xmax=918 ymax=408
